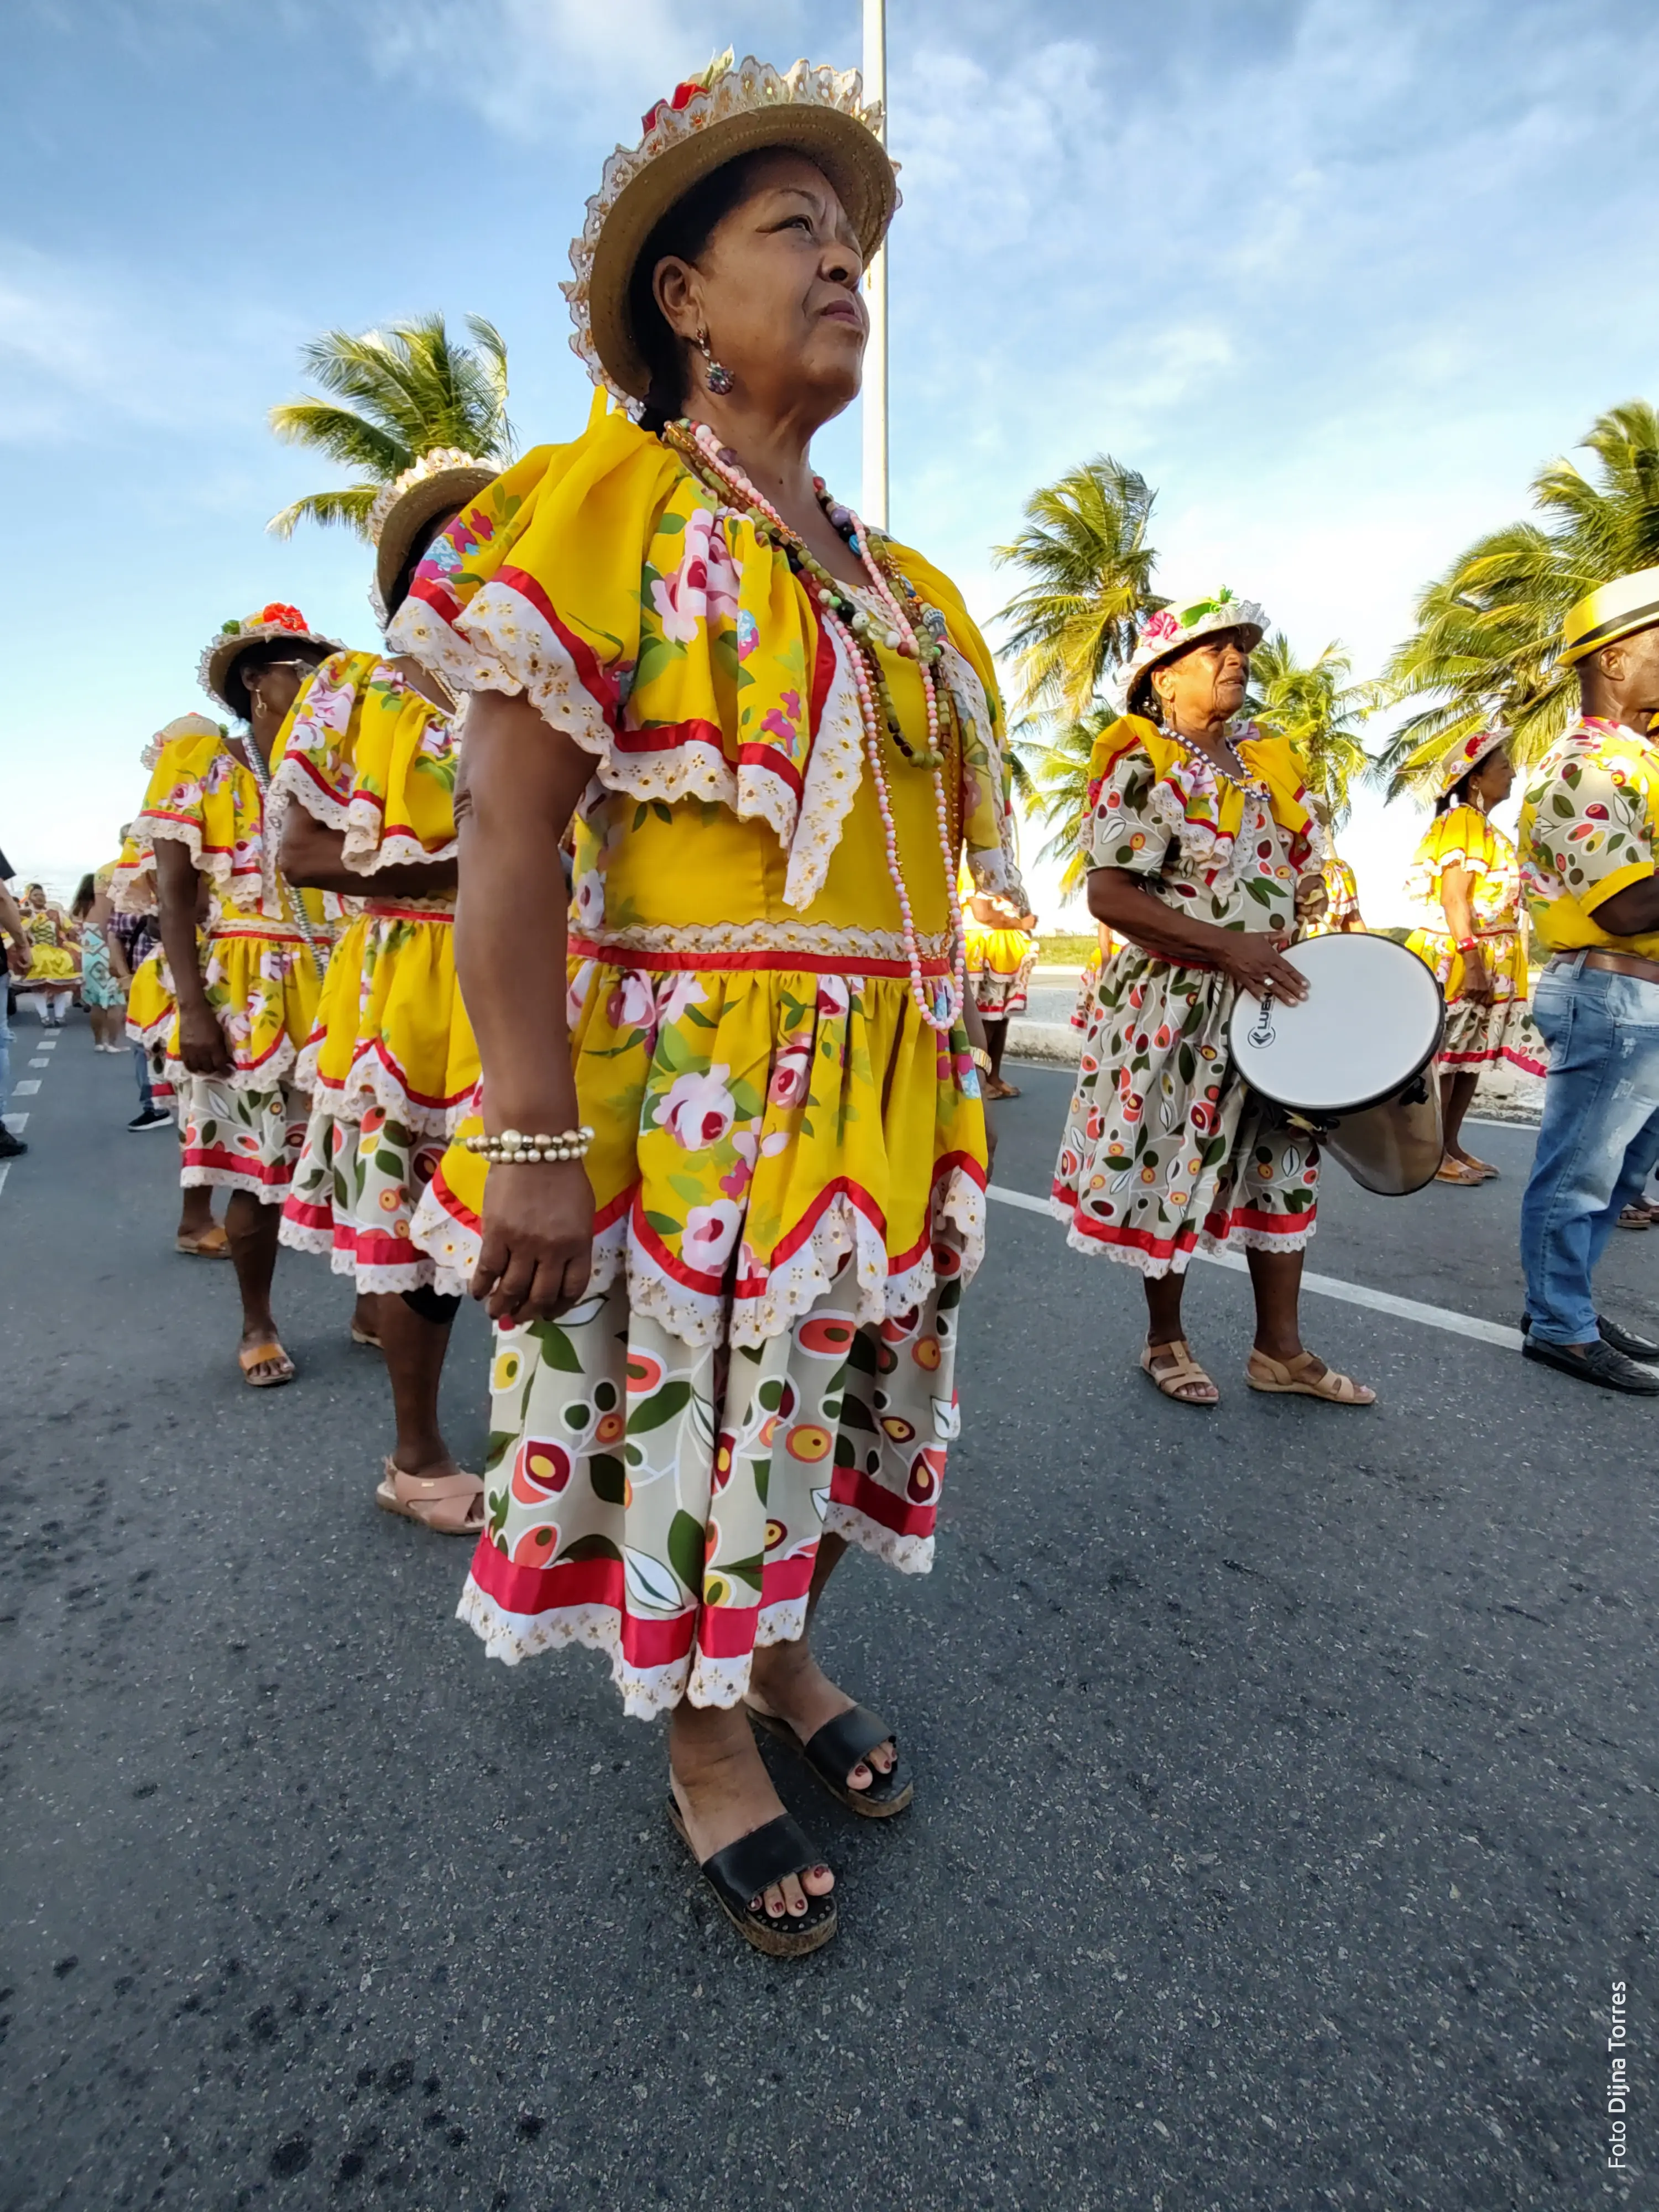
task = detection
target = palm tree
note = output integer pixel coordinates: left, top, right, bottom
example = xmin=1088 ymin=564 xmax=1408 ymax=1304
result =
xmin=1025 ymin=705 xmax=1119 ymax=898
xmin=1375 ymin=400 xmax=1659 ymax=798
xmin=1247 ymin=633 xmax=1371 ymax=826
xmin=267 ymin=312 xmax=514 ymax=539
xmin=994 ymin=457 xmax=1165 ymax=724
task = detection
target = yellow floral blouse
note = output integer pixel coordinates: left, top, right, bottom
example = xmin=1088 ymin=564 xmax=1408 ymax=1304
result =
xmin=390 ymin=398 xmax=1018 ymax=1348
xmin=116 ymin=726 xmax=333 ymax=1086
xmin=272 ymin=651 xmax=478 ymax=1290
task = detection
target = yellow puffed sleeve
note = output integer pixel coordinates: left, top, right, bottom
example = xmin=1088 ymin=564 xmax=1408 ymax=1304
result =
xmin=389 ymin=395 xmax=1020 ymax=912
xmin=271 ymin=649 xmax=459 ymax=871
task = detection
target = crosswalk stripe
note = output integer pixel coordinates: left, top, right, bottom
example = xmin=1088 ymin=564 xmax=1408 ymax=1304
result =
xmin=987 ymin=1184 xmax=1523 ymax=1350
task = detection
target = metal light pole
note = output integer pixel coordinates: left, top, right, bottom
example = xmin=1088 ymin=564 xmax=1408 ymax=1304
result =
xmin=862 ymin=0 xmax=889 ymax=530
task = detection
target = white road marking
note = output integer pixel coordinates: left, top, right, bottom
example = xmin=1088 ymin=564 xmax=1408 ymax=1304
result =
xmin=29 ymin=1056 xmax=49 ymax=1067
xmin=988 ymin=1184 xmax=1524 ymax=1351
xmin=4 ymin=1113 xmax=28 ymax=1132
xmin=36 ymin=1035 xmax=58 ymax=1048
xmin=12 ymin=1080 xmax=40 ymax=1095
xmin=0 ymin=1164 xmax=8 ymax=1198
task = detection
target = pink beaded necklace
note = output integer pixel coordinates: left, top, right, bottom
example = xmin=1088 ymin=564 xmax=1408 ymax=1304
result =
xmin=668 ymin=419 xmax=966 ymax=1034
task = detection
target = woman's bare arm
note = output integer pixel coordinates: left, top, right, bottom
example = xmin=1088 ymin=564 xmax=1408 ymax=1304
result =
xmin=1087 ymin=868 xmax=1308 ymax=1002
xmin=155 ymin=839 xmax=231 ymax=1075
xmin=456 ymin=691 xmax=599 ymax=1323
xmin=279 ymin=806 xmax=458 ymax=898
xmin=1438 ymin=865 xmax=1492 ymax=1003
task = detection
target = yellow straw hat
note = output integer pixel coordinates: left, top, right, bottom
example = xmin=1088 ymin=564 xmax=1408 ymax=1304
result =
xmin=565 ymin=53 xmax=897 ymax=407
xmin=368 ymin=451 xmax=499 ymax=628
xmin=1559 ymin=564 xmax=1659 ymax=667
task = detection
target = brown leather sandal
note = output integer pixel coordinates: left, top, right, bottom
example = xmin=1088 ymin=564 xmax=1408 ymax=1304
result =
xmin=1434 ymin=1159 xmax=1486 ymax=1186
xmin=1246 ymin=1350 xmax=1375 ymax=1405
xmin=1139 ymin=1337 xmax=1218 ymax=1406
xmin=176 ymin=1224 xmax=230 ymax=1258
xmin=238 ymin=1339 xmax=295 ymax=1387
xmin=374 ymin=1457 xmax=484 ymax=1535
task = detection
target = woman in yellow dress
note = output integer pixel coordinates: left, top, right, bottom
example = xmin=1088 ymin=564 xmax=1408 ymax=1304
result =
xmin=274 ymin=453 xmax=495 ymax=1533
xmin=962 ymin=872 xmax=1039 ymax=1098
xmin=117 ymin=607 xmax=342 ymax=1383
xmin=20 ymin=885 xmax=77 ymax=1026
xmin=389 ymin=53 xmax=1014 ymax=1955
xmin=1404 ymin=729 xmax=1546 ymax=1185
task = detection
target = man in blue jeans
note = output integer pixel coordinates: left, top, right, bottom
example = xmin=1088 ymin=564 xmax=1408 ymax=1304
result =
xmin=1517 ymin=565 xmax=1659 ymax=1392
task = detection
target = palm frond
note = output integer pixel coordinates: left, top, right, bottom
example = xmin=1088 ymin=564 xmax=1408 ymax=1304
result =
xmin=993 ymin=457 xmax=1164 ymax=724
xmin=265 ymin=485 xmax=382 ymax=542
xmin=267 ymin=313 xmax=514 ymax=540
xmin=1375 ymin=401 xmax=1659 ymax=796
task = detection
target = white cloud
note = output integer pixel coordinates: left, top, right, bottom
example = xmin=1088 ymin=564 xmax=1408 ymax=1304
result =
xmin=362 ymin=0 xmax=811 ymax=143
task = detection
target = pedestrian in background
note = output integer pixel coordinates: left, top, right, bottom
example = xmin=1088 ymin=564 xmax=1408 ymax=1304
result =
xmin=70 ymin=873 xmax=127 ymax=1051
xmin=0 ymin=862 xmax=28 ymax=1159
xmin=1517 ymin=565 xmax=1659 ymax=1392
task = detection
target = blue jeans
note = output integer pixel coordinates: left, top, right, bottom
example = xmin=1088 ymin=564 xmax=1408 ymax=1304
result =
xmin=1520 ymin=956 xmax=1659 ymax=1343
xmin=0 ymin=993 xmax=10 ymax=1111
xmin=131 ymin=1040 xmax=154 ymax=1111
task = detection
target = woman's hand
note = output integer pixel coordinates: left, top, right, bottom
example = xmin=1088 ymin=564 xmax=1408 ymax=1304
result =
xmin=1217 ymin=931 xmax=1310 ymax=1004
xmin=473 ymin=1160 xmax=596 ymax=1324
xmin=178 ymin=1001 xmax=233 ymax=1077
xmin=1460 ymin=948 xmax=1495 ymax=1006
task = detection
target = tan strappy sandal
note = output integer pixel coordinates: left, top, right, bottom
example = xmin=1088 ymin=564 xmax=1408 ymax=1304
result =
xmin=1246 ymin=1350 xmax=1375 ymax=1405
xmin=1139 ymin=1337 xmax=1218 ymax=1406
xmin=374 ymin=1457 xmax=484 ymax=1535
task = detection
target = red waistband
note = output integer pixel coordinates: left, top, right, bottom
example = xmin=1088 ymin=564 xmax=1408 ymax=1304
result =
xmin=567 ymin=935 xmax=952 ymax=979
xmin=208 ymin=922 xmax=307 ymax=945
xmin=363 ymin=902 xmax=456 ymax=924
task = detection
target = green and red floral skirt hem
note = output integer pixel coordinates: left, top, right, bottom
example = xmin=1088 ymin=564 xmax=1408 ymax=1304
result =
xmin=457 ymin=1239 xmax=968 ymax=1718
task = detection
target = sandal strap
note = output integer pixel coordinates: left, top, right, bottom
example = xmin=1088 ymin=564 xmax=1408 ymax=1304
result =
xmin=801 ymin=1704 xmax=894 ymax=1785
xmin=697 ymin=1812 xmax=825 ymax=1911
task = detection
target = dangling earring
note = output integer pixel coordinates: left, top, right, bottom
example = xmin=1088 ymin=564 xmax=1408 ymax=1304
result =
xmin=697 ymin=330 xmax=735 ymax=396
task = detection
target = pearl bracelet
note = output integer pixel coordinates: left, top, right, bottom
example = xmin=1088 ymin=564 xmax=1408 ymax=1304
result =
xmin=462 ymin=1125 xmax=594 ymax=1164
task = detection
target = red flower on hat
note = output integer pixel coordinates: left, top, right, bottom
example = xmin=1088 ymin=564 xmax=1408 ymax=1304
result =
xmin=254 ymin=603 xmax=307 ymax=632
xmin=1141 ymin=610 xmax=1181 ymax=644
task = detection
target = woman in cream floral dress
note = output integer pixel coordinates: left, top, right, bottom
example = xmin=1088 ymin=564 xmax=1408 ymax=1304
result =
xmin=1054 ymin=594 xmax=1375 ymax=1410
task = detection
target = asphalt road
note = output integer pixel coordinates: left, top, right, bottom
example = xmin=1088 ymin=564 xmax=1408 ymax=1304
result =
xmin=3 ymin=1021 xmax=1655 ymax=2210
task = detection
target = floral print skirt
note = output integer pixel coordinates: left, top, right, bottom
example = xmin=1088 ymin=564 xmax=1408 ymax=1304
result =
xmin=280 ymin=912 xmax=475 ymax=1291
xmin=1405 ymin=927 xmax=1547 ymax=1077
xmin=966 ymin=925 xmax=1038 ymax=1018
xmin=176 ymin=1075 xmax=309 ymax=1200
xmin=460 ymin=1235 xmax=967 ymax=1718
xmin=1051 ymin=949 xmax=1318 ymax=1276
xmin=280 ymin=1102 xmax=449 ymax=1290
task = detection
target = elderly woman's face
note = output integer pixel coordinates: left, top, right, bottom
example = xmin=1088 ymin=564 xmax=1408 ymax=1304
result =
xmin=655 ymin=151 xmax=868 ymax=420
xmin=1152 ymin=632 xmax=1252 ymax=728
xmin=1470 ymin=746 xmax=1515 ymax=804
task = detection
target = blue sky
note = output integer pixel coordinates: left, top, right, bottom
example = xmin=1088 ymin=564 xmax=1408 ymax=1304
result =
xmin=7 ymin=0 xmax=1659 ymax=920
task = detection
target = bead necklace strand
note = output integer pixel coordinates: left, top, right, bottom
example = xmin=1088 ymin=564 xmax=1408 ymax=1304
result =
xmin=664 ymin=419 xmax=966 ymax=1035
xmin=234 ymin=732 xmax=328 ymax=975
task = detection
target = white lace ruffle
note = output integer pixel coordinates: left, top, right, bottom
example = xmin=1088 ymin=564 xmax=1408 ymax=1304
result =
xmin=292 ymin=1041 xmax=471 ymax=1139
xmin=1057 ymin=1206 xmax=1316 ymax=1278
xmin=456 ymin=1579 xmax=811 ymax=1720
xmin=823 ymin=1499 xmax=935 ymax=1574
xmin=782 ymin=626 xmax=865 ymax=911
xmin=946 ymin=641 xmax=1029 ymax=907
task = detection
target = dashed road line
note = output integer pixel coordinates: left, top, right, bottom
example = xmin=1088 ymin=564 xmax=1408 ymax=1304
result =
xmin=12 ymin=1079 xmax=40 ymax=1095
xmin=987 ymin=1183 xmax=1523 ymax=1350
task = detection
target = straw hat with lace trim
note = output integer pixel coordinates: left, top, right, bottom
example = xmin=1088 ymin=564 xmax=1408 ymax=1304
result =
xmin=368 ymin=450 xmax=499 ymax=629
xmin=198 ymin=604 xmax=343 ymax=719
xmin=564 ymin=51 xmax=898 ymax=408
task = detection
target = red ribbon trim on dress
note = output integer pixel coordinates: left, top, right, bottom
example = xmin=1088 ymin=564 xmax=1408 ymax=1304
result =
xmin=567 ymin=936 xmax=952 ymax=979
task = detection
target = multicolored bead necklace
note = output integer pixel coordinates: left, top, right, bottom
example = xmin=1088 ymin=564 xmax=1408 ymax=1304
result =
xmin=662 ymin=417 xmax=966 ymax=1035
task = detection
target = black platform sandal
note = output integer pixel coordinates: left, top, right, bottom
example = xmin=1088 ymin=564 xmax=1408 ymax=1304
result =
xmin=748 ymin=1703 xmax=915 ymax=1819
xmin=666 ymin=1799 xmax=838 ymax=1958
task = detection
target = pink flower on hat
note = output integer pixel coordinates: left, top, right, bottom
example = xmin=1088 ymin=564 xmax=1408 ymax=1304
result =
xmin=1142 ymin=610 xmax=1181 ymax=644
